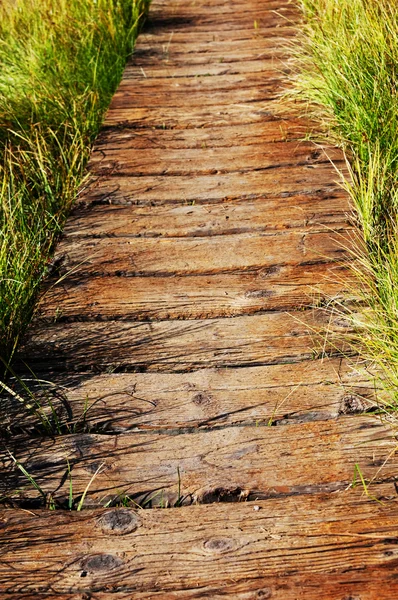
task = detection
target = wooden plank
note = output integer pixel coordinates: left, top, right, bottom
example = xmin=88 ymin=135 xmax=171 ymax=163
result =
xmin=144 ymin=11 xmax=297 ymax=33
xmin=103 ymin=102 xmax=291 ymax=128
xmin=149 ymin=0 xmax=293 ymax=14
xmin=87 ymin=141 xmax=342 ymax=177
xmin=134 ymin=35 xmax=291 ymax=56
xmin=148 ymin=0 xmax=294 ymax=17
xmin=121 ymin=57 xmax=290 ymax=77
xmin=1 ymin=416 xmax=395 ymax=506
xmin=95 ymin=120 xmax=309 ymax=151
xmin=7 ymin=574 xmax=398 ymax=600
xmin=1 ymin=485 xmax=398 ymax=597
xmin=146 ymin=7 xmax=294 ymax=21
xmin=64 ymin=194 xmax=350 ymax=238
xmin=135 ymin=24 xmax=297 ymax=44
xmin=3 ymin=358 xmax=375 ymax=433
xmin=19 ymin=310 xmax=353 ymax=374
xmin=38 ymin=263 xmax=355 ymax=322
xmin=144 ymin=12 xmax=296 ymax=30
xmin=80 ymin=167 xmax=344 ymax=206
xmin=125 ymin=58 xmax=290 ymax=78
xmin=126 ymin=53 xmax=288 ymax=70
xmin=136 ymin=37 xmax=297 ymax=62
xmin=110 ymin=85 xmax=283 ymax=110
xmin=51 ymin=229 xmax=353 ymax=279
xmin=115 ymin=70 xmax=288 ymax=98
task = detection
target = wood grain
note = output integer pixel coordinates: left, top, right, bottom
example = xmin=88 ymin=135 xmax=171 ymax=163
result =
xmin=80 ymin=168 xmax=344 ymax=206
xmin=2 ymin=358 xmax=376 ymax=434
xmin=88 ymin=141 xmax=342 ymax=177
xmin=147 ymin=0 xmax=295 ymax=17
xmin=94 ymin=120 xmax=309 ymax=150
xmin=126 ymin=58 xmax=290 ymax=78
xmin=38 ymin=263 xmax=354 ymax=322
xmin=131 ymin=26 xmax=297 ymax=45
xmin=118 ymin=71 xmax=289 ymax=93
xmin=133 ymin=35 xmax=291 ymax=55
xmin=51 ymin=229 xmax=353 ymax=280
xmin=1 ymin=486 xmax=398 ymax=597
xmin=2 ymin=416 xmax=395 ymax=506
xmin=19 ymin=310 xmax=354 ymax=374
xmin=64 ymin=194 xmax=350 ymax=238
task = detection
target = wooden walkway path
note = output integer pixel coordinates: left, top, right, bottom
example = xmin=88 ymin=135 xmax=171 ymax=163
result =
xmin=2 ymin=0 xmax=398 ymax=597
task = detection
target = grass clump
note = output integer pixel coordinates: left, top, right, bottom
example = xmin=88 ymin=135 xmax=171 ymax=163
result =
xmin=293 ymin=0 xmax=398 ymax=408
xmin=0 ymin=0 xmax=150 ymax=369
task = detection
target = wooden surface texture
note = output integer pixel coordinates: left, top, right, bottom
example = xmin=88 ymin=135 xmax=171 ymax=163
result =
xmin=1 ymin=0 xmax=393 ymax=597
xmin=2 ymin=486 xmax=398 ymax=597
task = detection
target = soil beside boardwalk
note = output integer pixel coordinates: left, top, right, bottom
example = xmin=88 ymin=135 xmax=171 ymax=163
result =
xmin=1 ymin=0 xmax=398 ymax=597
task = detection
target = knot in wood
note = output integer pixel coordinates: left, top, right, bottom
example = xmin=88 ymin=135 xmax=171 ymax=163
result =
xmin=257 ymin=265 xmax=281 ymax=279
xmin=339 ymin=394 xmax=365 ymax=415
xmin=192 ymin=392 xmax=212 ymax=406
xmin=97 ymin=509 xmax=140 ymax=535
xmin=80 ymin=553 xmax=123 ymax=574
xmin=244 ymin=289 xmax=273 ymax=299
xmin=203 ymin=537 xmax=234 ymax=554
xmin=255 ymin=590 xmax=272 ymax=599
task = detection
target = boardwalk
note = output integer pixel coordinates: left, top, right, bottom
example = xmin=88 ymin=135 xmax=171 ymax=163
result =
xmin=2 ymin=0 xmax=398 ymax=597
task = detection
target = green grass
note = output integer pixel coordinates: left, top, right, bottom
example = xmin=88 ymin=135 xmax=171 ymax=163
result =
xmin=0 ymin=0 xmax=150 ymax=371
xmin=293 ymin=0 xmax=398 ymax=409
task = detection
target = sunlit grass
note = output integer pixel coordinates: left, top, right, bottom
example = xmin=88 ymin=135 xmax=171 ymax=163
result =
xmin=293 ymin=0 xmax=398 ymax=409
xmin=0 ymin=0 xmax=150 ymax=369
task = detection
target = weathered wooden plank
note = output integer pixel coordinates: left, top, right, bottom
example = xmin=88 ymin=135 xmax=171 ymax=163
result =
xmin=130 ymin=54 xmax=291 ymax=74
xmin=64 ymin=194 xmax=350 ymax=239
xmin=1 ymin=416 xmax=395 ymax=506
xmin=110 ymin=85 xmax=283 ymax=110
xmin=123 ymin=58 xmax=288 ymax=78
xmin=111 ymin=77 xmax=283 ymax=110
xmin=144 ymin=12 xmax=296 ymax=33
xmin=82 ymin=575 xmax=398 ymax=600
xmin=134 ymin=35 xmax=291 ymax=56
xmin=7 ymin=574 xmax=397 ymax=600
xmin=103 ymin=102 xmax=290 ymax=128
xmin=148 ymin=0 xmax=294 ymax=17
xmin=150 ymin=0 xmax=292 ymax=12
xmin=95 ymin=119 xmax=308 ymax=151
xmin=80 ymin=167 xmax=344 ymax=207
xmin=136 ymin=41 xmax=297 ymax=67
xmin=3 ymin=358 xmax=374 ymax=433
xmin=1 ymin=485 xmax=398 ymax=597
xmin=136 ymin=23 xmax=297 ymax=44
xmin=121 ymin=54 xmax=290 ymax=74
xmin=147 ymin=8 xmax=294 ymax=22
xmin=19 ymin=309 xmax=353 ymax=374
xmin=51 ymin=229 xmax=353 ymax=279
xmin=145 ymin=9 xmax=296 ymax=26
xmin=38 ymin=263 xmax=354 ymax=323
xmin=120 ymin=58 xmax=289 ymax=79
xmin=88 ymin=142 xmax=342 ymax=178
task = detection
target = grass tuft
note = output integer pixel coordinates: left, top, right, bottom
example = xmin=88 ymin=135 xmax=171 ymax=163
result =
xmin=293 ymin=0 xmax=398 ymax=410
xmin=0 ymin=0 xmax=150 ymax=369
